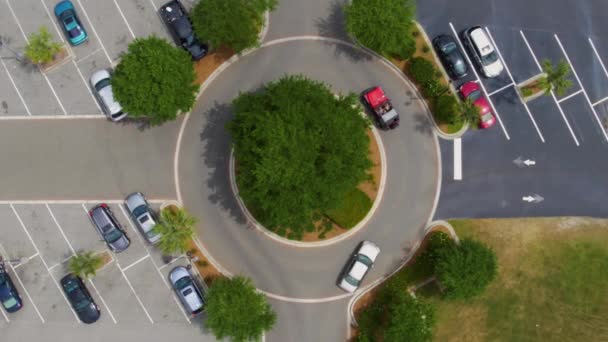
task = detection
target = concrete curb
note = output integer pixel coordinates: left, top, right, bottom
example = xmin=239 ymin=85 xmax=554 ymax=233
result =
xmin=517 ymin=72 xmax=548 ymax=102
xmin=346 ymin=220 xmax=459 ymax=331
xmin=228 ymin=123 xmax=387 ymax=248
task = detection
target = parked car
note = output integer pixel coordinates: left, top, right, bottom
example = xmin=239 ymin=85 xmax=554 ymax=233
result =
xmin=338 ymin=241 xmax=381 ymax=293
xmin=54 ymin=0 xmax=88 ymax=46
xmin=433 ymin=34 xmax=468 ymax=79
xmin=90 ymin=69 xmax=127 ymax=122
xmin=89 ymin=203 xmax=130 ymax=253
xmin=169 ymin=266 xmax=205 ymax=316
xmin=462 ymin=26 xmax=504 ymax=78
xmin=125 ymin=192 xmax=161 ymax=244
xmin=362 ymin=86 xmax=400 ymax=130
xmin=60 ymin=274 xmax=100 ymax=324
xmin=0 ymin=260 xmax=22 ymax=313
xmin=159 ymin=0 xmax=207 ymax=60
xmin=460 ymin=81 xmax=496 ymax=129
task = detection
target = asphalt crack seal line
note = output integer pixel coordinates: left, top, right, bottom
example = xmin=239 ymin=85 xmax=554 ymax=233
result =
xmin=174 ymin=35 xmax=442 ymax=303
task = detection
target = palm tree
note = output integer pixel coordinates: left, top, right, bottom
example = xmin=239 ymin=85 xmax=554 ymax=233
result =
xmin=68 ymin=252 xmax=103 ymax=279
xmin=456 ymin=98 xmax=481 ymax=126
xmin=154 ymin=206 xmax=197 ymax=256
xmin=538 ymin=59 xmax=573 ymax=97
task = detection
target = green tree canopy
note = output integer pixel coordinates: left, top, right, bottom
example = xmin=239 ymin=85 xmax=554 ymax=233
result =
xmin=458 ymin=98 xmax=481 ymax=126
xmin=192 ymin=0 xmax=276 ymax=54
xmin=433 ymin=237 xmax=497 ymax=300
xmin=205 ymin=276 xmax=276 ymax=342
xmin=228 ymin=75 xmax=372 ymax=239
xmin=68 ymin=251 xmax=103 ymax=279
xmin=112 ymin=37 xmax=197 ymax=124
xmin=153 ymin=206 xmax=196 ymax=255
xmin=538 ymin=59 xmax=573 ymax=97
xmin=345 ymin=0 xmax=417 ymax=59
xmin=25 ymin=26 xmax=62 ymax=64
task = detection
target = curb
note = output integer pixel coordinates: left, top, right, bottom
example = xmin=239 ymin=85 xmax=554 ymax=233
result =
xmin=346 ymin=220 xmax=459 ymax=332
xmin=517 ymin=72 xmax=547 ymax=102
xmin=228 ymin=124 xmax=387 ymax=248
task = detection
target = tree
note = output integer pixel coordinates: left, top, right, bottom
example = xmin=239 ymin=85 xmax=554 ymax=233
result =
xmin=457 ymin=98 xmax=481 ymax=126
xmin=68 ymin=252 xmax=103 ymax=279
xmin=433 ymin=238 xmax=497 ymax=300
xmin=192 ymin=0 xmax=277 ymax=54
xmin=228 ymin=75 xmax=372 ymax=239
xmin=205 ymin=276 xmax=276 ymax=342
xmin=538 ymin=59 xmax=573 ymax=97
xmin=153 ymin=206 xmax=196 ymax=255
xmin=112 ymin=37 xmax=197 ymax=124
xmin=24 ymin=26 xmax=62 ymax=64
xmin=345 ymin=0 xmax=417 ymax=59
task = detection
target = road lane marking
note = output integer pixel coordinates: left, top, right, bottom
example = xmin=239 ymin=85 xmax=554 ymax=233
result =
xmin=453 ymin=138 xmax=462 ymax=180
xmin=120 ymin=254 xmax=150 ymax=272
xmin=88 ymin=279 xmax=117 ymax=324
xmin=71 ymin=60 xmax=103 ymax=113
xmin=112 ymin=0 xmax=136 ymax=39
xmin=588 ymin=38 xmax=608 ymax=80
xmin=449 ymin=22 xmax=510 ymax=140
xmin=0 ymin=59 xmax=31 ymax=115
xmin=75 ymin=0 xmax=113 ymax=64
xmin=7 ymin=261 xmax=45 ymax=323
xmin=46 ymin=203 xmax=77 ymax=255
xmin=485 ymin=27 xmax=545 ymax=142
xmin=519 ymin=31 xmax=579 ymax=146
xmin=557 ymin=89 xmax=583 ymax=103
xmin=10 ymin=204 xmax=80 ymax=322
xmin=555 ymin=34 xmax=608 ymax=142
xmin=0 ymin=303 xmax=8 ymax=322
xmin=0 ymin=199 xmax=172 ymax=205
xmin=487 ymin=82 xmax=514 ymax=96
xmin=75 ymin=48 xmax=103 ymax=64
xmin=114 ymin=261 xmax=154 ymax=323
xmin=592 ymin=96 xmax=608 ymax=107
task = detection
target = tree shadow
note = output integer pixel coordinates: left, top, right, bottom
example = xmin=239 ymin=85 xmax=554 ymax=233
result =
xmin=199 ymin=101 xmax=247 ymax=226
xmin=413 ymin=112 xmax=434 ymax=136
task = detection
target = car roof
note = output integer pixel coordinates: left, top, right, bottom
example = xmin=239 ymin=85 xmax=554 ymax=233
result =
xmin=349 ymin=261 xmax=369 ymax=280
xmin=125 ymin=192 xmax=146 ymax=211
xmin=91 ymin=205 xmax=113 ymax=229
xmin=358 ymin=241 xmax=380 ymax=261
xmin=469 ymin=28 xmax=494 ymax=56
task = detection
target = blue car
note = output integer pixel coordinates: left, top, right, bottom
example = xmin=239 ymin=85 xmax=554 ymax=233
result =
xmin=0 ymin=261 xmax=22 ymax=313
xmin=54 ymin=0 xmax=88 ymax=46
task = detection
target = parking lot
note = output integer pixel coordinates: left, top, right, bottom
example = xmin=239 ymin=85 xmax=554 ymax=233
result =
xmin=0 ymin=199 xmax=215 ymax=340
xmin=0 ymin=0 xmax=179 ymax=118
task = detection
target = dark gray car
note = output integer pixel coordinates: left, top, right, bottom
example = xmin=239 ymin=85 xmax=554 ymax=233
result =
xmin=89 ymin=204 xmax=130 ymax=253
xmin=433 ymin=34 xmax=468 ymax=80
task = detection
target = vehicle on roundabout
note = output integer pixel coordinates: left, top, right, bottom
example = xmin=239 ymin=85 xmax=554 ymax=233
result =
xmin=459 ymin=81 xmax=496 ymax=129
xmin=54 ymin=0 xmax=88 ymax=46
xmin=362 ymin=86 xmax=400 ymax=130
xmin=60 ymin=274 xmax=100 ymax=324
xmin=338 ymin=241 xmax=381 ymax=293
xmin=0 ymin=258 xmax=22 ymax=313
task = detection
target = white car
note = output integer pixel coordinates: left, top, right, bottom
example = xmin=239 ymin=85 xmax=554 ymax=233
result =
xmin=124 ymin=192 xmax=161 ymax=244
xmin=169 ymin=266 xmax=205 ymax=316
xmin=338 ymin=241 xmax=380 ymax=293
xmin=90 ymin=69 xmax=127 ymax=121
xmin=462 ymin=26 xmax=504 ymax=78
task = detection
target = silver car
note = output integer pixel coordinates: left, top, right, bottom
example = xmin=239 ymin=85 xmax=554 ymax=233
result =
xmin=88 ymin=204 xmax=130 ymax=253
xmin=124 ymin=192 xmax=161 ymax=244
xmin=90 ymin=69 xmax=127 ymax=121
xmin=169 ymin=266 xmax=205 ymax=316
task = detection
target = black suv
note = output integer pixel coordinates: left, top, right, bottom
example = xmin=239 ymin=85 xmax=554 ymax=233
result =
xmin=160 ymin=0 xmax=207 ymax=60
xmin=60 ymin=274 xmax=100 ymax=324
xmin=89 ymin=204 xmax=130 ymax=253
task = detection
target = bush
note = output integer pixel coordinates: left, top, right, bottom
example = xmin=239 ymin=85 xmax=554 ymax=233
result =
xmin=408 ymin=57 xmax=437 ymax=85
xmin=422 ymin=79 xmax=448 ymax=99
xmin=24 ymin=26 xmax=62 ymax=65
xmin=434 ymin=95 xmax=459 ymax=124
xmin=324 ymin=188 xmax=372 ymax=229
xmin=345 ymin=0 xmax=417 ymax=59
xmin=434 ymin=238 xmax=497 ymax=300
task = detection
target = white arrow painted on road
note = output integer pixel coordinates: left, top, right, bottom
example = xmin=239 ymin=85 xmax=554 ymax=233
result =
xmin=522 ymin=194 xmax=544 ymax=203
xmin=514 ymin=156 xmax=536 ymax=167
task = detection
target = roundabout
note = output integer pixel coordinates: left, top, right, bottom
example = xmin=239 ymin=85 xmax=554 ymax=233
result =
xmin=176 ymin=36 xmax=441 ymax=299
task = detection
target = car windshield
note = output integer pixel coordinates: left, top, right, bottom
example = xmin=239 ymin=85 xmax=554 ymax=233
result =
xmin=345 ymin=274 xmax=360 ymax=286
xmin=132 ymin=205 xmax=147 ymax=217
xmin=442 ymin=41 xmax=457 ymax=53
xmin=104 ymin=229 xmax=123 ymax=243
xmin=182 ymin=288 xmax=193 ymax=296
xmin=481 ymin=112 xmax=494 ymax=122
xmin=94 ymin=78 xmax=111 ymax=92
xmin=481 ymin=51 xmax=498 ymax=65
xmin=64 ymin=16 xmax=75 ymax=25
xmin=145 ymin=229 xmax=159 ymax=239
xmin=65 ymin=282 xmax=89 ymax=310
xmin=111 ymin=111 xmax=124 ymax=119
xmin=357 ymin=254 xmax=373 ymax=267
xmin=2 ymin=297 xmax=17 ymax=309
xmin=175 ymin=276 xmax=192 ymax=290
xmin=468 ymin=90 xmax=482 ymax=101
xmin=138 ymin=215 xmax=150 ymax=225
xmin=68 ymin=27 xmax=81 ymax=38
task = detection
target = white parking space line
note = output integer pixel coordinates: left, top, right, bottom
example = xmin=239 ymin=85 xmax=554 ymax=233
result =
xmin=0 ymin=199 xmax=173 ymax=205
xmin=449 ymin=23 xmax=510 ymax=140
xmin=487 ymin=82 xmax=514 ymax=96
xmin=10 ymin=204 xmax=81 ymax=322
xmin=75 ymin=48 xmax=103 ymax=64
xmin=88 ymin=279 xmax=117 ymax=324
xmin=0 ymin=303 xmax=9 ymax=322
xmin=593 ymin=96 xmax=608 ymax=107
xmin=114 ymin=261 xmax=154 ymax=323
xmin=7 ymin=262 xmax=45 ymax=323
xmin=157 ymin=254 xmax=186 ymax=270
xmin=39 ymin=0 xmax=70 ymax=51
xmin=519 ymin=31 xmax=580 ymax=146
xmin=42 ymin=75 xmax=68 ymax=115
xmin=120 ymin=254 xmax=150 ymax=273
xmin=485 ymin=27 xmax=545 ymax=143
xmin=72 ymin=60 xmax=102 ymax=113
xmin=453 ymin=138 xmax=462 ymax=180
xmin=118 ymin=205 xmax=146 ymax=246
xmin=554 ymin=34 xmax=608 ymax=142
xmin=557 ymin=89 xmax=584 ymax=103
xmin=46 ymin=203 xmax=77 ymax=254
xmin=0 ymin=59 xmax=32 ymax=115
xmin=112 ymin=0 xmax=136 ymax=39
xmin=588 ymin=38 xmax=608 ymax=80
xmin=74 ymin=0 xmax=113 ymax=64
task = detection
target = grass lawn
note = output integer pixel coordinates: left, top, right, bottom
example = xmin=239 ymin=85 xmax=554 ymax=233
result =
xmin=432 ymin=218 xmax=608 ymax=341
xmin=325 ymin=188 xmax=372 ymax=229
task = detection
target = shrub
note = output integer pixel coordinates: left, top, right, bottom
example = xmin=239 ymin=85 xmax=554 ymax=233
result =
xmin=68 ymin=252 xmax=103 ymax=279
xmin=422 ymin=45 xmax=430 ymax=53
xmin=408 ymin=57 xmax=437 ymax=85
xmin=24 ymin=26 xmax=62 ymax=65
xmin=422 ymin=79 xmax=448 ymax=99
xmin=324 ymin=188 xmax=372 ymax=229
xmin=434 ymin=95 xmax=459 ymax=124
xmin=521 ymin=86 xmax=534 ymax=97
